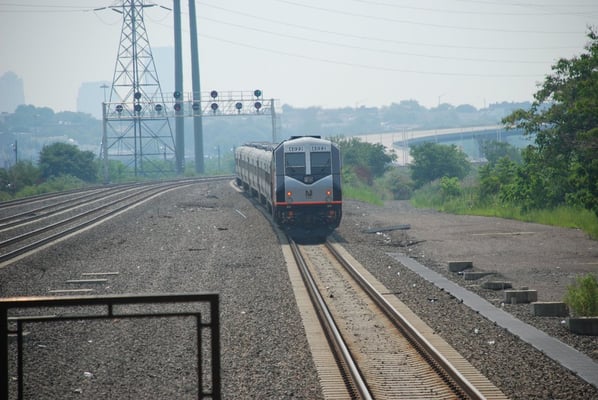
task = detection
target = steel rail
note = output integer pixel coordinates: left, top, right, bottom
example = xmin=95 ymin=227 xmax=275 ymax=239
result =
xmin=0 ymin=179 xmax=223 ymax=264
xmin=0 ymin=186 xmax=145 ymax=229
xmin=289 ymin=238 xmax=372 ymax=400
xmin=0 ymin=185 xmax=160 ymax=249
xmin=325 ymin=240 xmax=487 ymax=400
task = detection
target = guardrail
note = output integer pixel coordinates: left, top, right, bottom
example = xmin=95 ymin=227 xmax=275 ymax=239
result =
xmin=0 ymin=293 xmax=220 ymax=400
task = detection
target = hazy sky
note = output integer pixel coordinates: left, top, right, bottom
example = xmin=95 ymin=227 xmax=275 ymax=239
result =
xmin=1 ymin=0 xmax=596 ymax=112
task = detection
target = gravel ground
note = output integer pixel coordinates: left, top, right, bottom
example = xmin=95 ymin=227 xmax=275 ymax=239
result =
xmin=1 ymin=180 xmax=597 ymax=399
xmin=0 ymin=181 xmax=323 ymax=400
xmin=335 ymin=198 xmax=598 ymax=400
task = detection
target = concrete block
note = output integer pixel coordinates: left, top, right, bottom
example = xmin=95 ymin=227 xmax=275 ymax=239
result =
xmin=482 ymin=281 xmax=513 ymax=290
xmin=504 ymin=289 xmax=538 ymax=304
xmin=531 ymin=302 xmax=569 ymax=317
xmin=448 ymin=261 xmax=473 ymax=273
xmin=567 ymin=317 xmax=598 ymax=336
xmin=463 ymin=271 xmax=494 ymax=281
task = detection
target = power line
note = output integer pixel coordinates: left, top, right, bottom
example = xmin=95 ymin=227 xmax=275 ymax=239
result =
xmin=200 ymin=15 xmax=551 ymax=64
xmin=200 ymin=33 xmax=546 ymax=79
xmin=198 ymin=1 xmax=585 ymax=51
xmin=350 ymin=0 xmax=598 ymax=15
xmin=454 ymin=0 xmax=598 ymax=9
xmin=272 ymin=0 xmax=585 ymax=34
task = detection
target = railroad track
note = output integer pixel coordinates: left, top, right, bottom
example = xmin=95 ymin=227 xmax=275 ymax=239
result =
xmin=0 ymin=177 xmax=230 ymax=266
xmin=288 ymin=236 xmax=508 ymax=400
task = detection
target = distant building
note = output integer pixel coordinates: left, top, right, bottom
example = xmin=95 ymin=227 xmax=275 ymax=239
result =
xmin=76 ymin=47 xmax=174 ymax=119
xmin=76 ymin=81 xmax=110 ymax=119
xmin=0 ymin=71 xmax=25 ymax=113
xmin=152 ymin=46 xmax=174 ymax=94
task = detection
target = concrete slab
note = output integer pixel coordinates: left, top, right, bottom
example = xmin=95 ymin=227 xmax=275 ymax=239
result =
xmin=568 ymin=318 xmax=598 ymax=336
xmin=482 ymin=281 xmax=513 ymax=290
xmin=505 ymin=289 xmax=538 ymax=304
xmin=448 ymin=261 xmax=472 ymax=272
xmin=389 ymin=252 xmax=598 ymax=389
xmin=463 ymin=271 xmax=494 ymax=280
xmin=532 ymin=302 xmax=569 ymax=317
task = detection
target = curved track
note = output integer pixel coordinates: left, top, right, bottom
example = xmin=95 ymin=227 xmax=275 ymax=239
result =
xmin=0 ymin=177 xmax=230 ymax=266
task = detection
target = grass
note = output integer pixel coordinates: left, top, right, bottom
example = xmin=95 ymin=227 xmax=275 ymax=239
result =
xmin=410 ymin=184 xmax=598 ymax=239
xmin=343 ymin=185 xmax=384 ymax=205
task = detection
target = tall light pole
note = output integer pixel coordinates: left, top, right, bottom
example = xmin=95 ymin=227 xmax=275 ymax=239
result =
xmin=189 ymin=0 xmax=204 ymax=174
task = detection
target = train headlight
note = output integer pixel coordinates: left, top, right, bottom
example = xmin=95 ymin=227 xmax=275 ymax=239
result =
xmin=287 ymin=191 xmax=293 ymax=202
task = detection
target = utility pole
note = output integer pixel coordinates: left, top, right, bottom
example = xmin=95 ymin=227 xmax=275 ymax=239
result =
xmin=189 ymin=0 xmax=204 ymax=174
xmin=173 ymin=0 xmax=185 ymax=174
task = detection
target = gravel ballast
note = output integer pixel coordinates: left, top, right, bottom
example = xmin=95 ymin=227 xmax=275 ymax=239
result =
xmin=1 ymin=180 xmax=597 ymax=399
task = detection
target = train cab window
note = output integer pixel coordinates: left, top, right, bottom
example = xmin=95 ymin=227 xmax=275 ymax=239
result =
xmin=285 ymin=152 xmax=306 ymax=177
xmin=310 ymin=152 xmax=331 ymax=175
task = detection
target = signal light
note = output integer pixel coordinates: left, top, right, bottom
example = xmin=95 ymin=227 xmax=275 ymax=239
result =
xmin=192 ymin=102 xmax=200 ymax=112
xmin=235 ymin=102 xmax=243 ymax=113
xmin=134 ymin=104 xmax=142 ymax=112
xmin=254 ymin=89 xmax=262 ymax=98
xmin=173 ymin=91 xmax=181 ymax=99
xmin=134 ymin=91 xmax=142 ymax=100
xmin=211 ymin=102 xmax=218 ymax=112
xmin=210 ymin=90 xmax=218 ymax=99
xmin=254 ymin=101 xmax=262 ymax=110
xmin=115 ymin=104 xmax=123 ymax=113
xmin=155 ymin=104 xmax=163 ymax=112
xmin=174 ymin=103 xmax=181 ymax=111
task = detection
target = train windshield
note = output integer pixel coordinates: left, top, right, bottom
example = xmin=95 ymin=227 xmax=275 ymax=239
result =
xmin=310 ymin=152 xmax=331 ymax=175
xmin=285 ymin=152 xmax=306 ymax=177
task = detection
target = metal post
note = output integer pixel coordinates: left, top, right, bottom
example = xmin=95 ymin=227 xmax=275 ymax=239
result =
xmin=102 ymin=102 xmax=109 ymax=184
xmin=270 ymin=99 xmax=277 ymax=143
xmin=174 ymin=0 xmax=185 ymax=174
xmin=211 ymin=297 xmax=221 ymax=399
xmin=130 ymin=0 xmax=140 ymax=176
xmin=189 ymin=0 xmax=205 ymax=174
xmin=0 ymin=306 xmax=7 ymax=400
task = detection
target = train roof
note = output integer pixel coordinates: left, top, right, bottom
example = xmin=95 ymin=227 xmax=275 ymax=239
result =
xmin=240 ymin=142 xmax=276 ymax=151
xmin=240 ymin=136 xmax=331 ymax=152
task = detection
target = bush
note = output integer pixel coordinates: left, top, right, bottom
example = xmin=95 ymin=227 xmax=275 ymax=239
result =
xmin=440 ymin=176 xmax=462 ymax=199
xmin=564 ymin=274 xmax=598 ymax=317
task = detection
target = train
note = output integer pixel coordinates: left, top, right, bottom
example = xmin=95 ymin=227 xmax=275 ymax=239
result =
xmin=234 ymin=135 xmax=342 ymax=239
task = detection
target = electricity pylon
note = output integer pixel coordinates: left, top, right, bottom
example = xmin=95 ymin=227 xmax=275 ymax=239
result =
xmin=101 ymin=0 xmax=176 ymax=181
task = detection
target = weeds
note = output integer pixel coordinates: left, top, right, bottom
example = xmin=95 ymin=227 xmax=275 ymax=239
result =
xmin=564 ymin=274 xmax=598 ymax=317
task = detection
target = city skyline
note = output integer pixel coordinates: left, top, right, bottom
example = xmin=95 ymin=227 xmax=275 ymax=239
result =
xmin=0 ymin=1 xmax=596 ymax=113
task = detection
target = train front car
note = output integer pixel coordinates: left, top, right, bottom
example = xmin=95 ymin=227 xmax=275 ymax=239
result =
xmin=272 ymin=136 xmax=342 ymax=240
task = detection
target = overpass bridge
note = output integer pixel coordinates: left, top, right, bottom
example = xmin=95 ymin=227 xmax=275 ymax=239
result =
xmin=354 ymin=125 xmax=528 ymax=165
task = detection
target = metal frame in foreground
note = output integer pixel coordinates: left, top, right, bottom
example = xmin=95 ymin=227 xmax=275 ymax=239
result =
xmin=0 ymin=293 xmax=220 ymax=400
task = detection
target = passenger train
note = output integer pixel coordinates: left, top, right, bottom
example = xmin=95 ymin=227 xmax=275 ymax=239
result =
xmin=235 ymin=136 xmax=342 ymax=239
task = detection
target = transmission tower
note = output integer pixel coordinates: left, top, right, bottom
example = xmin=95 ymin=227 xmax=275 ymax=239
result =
xmin=101 ymin=0 xmax=176 ymax=181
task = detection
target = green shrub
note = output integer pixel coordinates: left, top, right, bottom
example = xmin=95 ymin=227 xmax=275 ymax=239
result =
xmin=440 ymin=176 xmax=462 ymax=199
xmin=564 ymin=274 xmax=598 ymax=317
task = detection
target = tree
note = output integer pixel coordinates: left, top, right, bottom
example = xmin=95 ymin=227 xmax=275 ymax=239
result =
xmin=478 ymin=156 xmax=518 ymax=201
xmin=409 ymin=142 xmax=470 ymax=188
xmin=38 ymin=142 xmax=97 ymax=182
xmin=5 ymin=161 xmax=40 ymax=193
xmin=480 ymin=140 xmax=522 ymax=165
xmin=503 ymin=29 xmax=598 ymax=215
xmin=334 ymin=137 xmax=396 ymax=185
